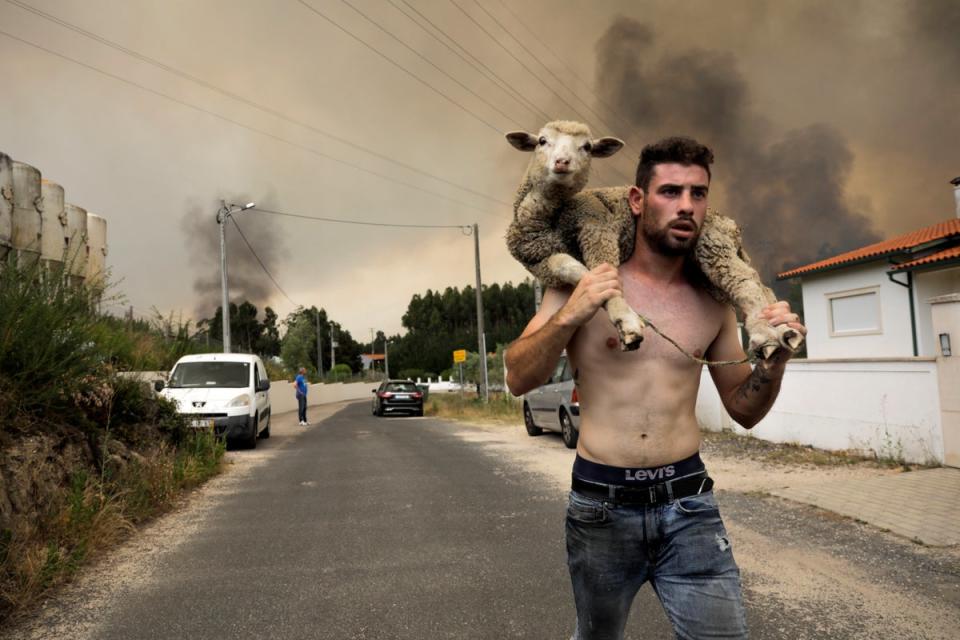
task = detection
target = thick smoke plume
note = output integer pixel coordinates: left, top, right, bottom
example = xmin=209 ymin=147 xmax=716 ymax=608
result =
xmin=181 ymin=197 xmax=285 ymax=318
xmin=594 ymin=17 xmax=881 ymax=284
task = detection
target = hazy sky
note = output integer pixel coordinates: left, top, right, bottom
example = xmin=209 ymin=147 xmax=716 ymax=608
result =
xmin=2 ymin=0 xmax=958 ymax=338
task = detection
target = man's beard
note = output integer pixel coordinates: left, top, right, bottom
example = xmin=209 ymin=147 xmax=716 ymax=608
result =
xmin=642 ymin=216 xmax=700 ymax=256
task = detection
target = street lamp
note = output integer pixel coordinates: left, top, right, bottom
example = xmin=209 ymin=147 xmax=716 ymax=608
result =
xmin=217 ymin=200 xmax=255 ymax=353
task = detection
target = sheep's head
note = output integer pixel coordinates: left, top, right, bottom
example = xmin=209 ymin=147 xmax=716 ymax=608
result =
xmin=506 ymin=121 xmax=624 ymax=192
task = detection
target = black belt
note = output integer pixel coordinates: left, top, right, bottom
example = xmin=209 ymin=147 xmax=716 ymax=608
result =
xmin=572 ymin=473 xmax=713 ymax=506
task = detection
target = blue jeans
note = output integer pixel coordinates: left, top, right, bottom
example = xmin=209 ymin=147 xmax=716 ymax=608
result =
xmin=297 ymin=393 xmax=307 ymax=423
xmin=566 ymin=489 xmax=748 ymax=640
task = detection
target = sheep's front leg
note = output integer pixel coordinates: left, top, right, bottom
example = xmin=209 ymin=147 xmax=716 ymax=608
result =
xmin=578 ymin=220 xmax=646 ymax=351
xmin=532 ymin=253 xmax=644 ymax=351
xmin=695 ymin=213 xmax=804 ymax=359
xmin=604 ymin=295 xmax=645 ymax=351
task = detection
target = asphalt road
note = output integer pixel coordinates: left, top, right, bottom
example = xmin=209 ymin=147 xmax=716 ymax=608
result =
xmin=17 ymin=403 xmax=959 ymax=639
xmin=85 ymin=404 xmax=664 ymax=639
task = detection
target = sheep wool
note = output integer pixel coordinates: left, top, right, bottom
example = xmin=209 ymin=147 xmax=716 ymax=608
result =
xmin=505 ymin=120 xmax=803 ymax=358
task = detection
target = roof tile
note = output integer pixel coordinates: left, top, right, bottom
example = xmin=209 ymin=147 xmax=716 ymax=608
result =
xmin=777 ymin=218 xmax=960 ymax=279
xmin=890 ymin=245 xmax=960 ymax=271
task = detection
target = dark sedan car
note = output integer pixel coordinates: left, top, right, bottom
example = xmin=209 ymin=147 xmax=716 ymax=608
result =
xmin=372 ymin=380 xmax=424 ymax=417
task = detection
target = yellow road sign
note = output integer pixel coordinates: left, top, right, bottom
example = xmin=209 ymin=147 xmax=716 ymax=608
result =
xmin=453 ymin=349 xmax=467 ymax=363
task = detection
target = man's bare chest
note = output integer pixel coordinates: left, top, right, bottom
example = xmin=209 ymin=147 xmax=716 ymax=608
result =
xmin=619 ymin=280 xmax=724 ymax=360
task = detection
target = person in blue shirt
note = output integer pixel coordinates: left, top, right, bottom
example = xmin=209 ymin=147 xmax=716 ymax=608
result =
xmin=294 ymin=367 xmax=308 ymax=426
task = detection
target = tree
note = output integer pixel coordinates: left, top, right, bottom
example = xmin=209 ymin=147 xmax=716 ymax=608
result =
xmin=387 ymin=279 xmax=536 ymax=375
xmin=280 ymin=307 xmax=319 ymax=378
xmin=200 ymin=301 xmax=280 ymax=357
xmin=256 ymin=307 xmax=281 ymax=356
xmin=279 ymin=306 xmax=365 ymax=379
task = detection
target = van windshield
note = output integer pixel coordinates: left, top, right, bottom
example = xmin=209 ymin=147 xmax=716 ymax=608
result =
xmin=169 ymin=362 xmax=250 ymax=388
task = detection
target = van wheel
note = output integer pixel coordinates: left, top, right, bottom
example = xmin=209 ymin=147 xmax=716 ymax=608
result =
xmin=524 ymin=403 xmax=542 ymax=436
xmin=261 ymin=412 xmax=271 ymax=439
xmin=245 ymin=414 xmax=258 ymax=449
xmin=560 ymin=410 xmax=578 ymax=449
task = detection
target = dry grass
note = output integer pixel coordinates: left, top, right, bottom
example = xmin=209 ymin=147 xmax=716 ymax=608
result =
xmin=0 ymin=431 xmax=224 ymax=624
xmin=425 ymin=392 xmax=523 ymax=424
xmin=700 ymin=429 xmax=927 ymax=470
xmin=424 ymin=394 xmax=926 ymax=471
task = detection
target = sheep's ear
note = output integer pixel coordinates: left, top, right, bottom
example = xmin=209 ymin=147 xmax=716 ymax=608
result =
xmin=590 ymin=137 xmax=625 ymax=158
xmin=506 ymin=131 xmax=538 ymax=152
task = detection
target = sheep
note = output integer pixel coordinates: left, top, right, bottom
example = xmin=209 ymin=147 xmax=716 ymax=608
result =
xmin=505 ymin=120 xmax=802 ymax=359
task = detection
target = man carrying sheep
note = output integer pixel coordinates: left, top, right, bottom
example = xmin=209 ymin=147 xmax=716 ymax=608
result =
xmin=505 ymin=137 xmax=806 ymax=640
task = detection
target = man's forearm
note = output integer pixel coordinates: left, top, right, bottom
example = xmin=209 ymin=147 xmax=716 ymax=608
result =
xmin=505 ymin=316 xmax=577 ymax=396
xmin=724 ymin=361 xmax=785 ymax=429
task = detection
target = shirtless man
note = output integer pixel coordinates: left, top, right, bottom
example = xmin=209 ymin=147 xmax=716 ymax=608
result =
xmin=505 ymin=137 xmax=806 ymax=640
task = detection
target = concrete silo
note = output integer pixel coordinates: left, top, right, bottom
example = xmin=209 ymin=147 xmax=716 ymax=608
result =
xmin=64 ymin=203 xmax=88 ymax=287
xmin=40 ymin=179 xmax=68 ymax=274
xmin=85 ymin=212 xmax=107 ymax=292
xmin=0 ymin=152 xmax=11 ymax=261
xmin=11 ymin=160 xmax=43 ymax=267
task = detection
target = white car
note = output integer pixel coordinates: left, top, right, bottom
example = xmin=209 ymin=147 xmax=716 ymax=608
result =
xmin=155 ymin=353 xmax=271 ymax=448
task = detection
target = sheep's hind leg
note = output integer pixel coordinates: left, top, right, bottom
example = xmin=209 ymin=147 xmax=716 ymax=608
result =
xmin=695 ymin=213 xmax=803 ymax=360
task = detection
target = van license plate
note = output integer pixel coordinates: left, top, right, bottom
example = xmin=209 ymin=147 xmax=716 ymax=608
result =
xmin=191 ymin=418 xmax=213 ymax=429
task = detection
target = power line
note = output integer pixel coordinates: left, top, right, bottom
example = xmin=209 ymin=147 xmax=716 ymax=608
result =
xmin=0 ymin=28 xmax=508 ymax=220
xmin=388 ymin=0 xmax=551 ymax=123
xmin=473 ymin=1 xmax=623 ymax=142
xmin=252 ymin=207 xmax=474 ymax=231
xmin=449 ymin=0 xmax=633 ymax=185
xmin=494 ymin=0 xmax=638 ymax=138
xmin=390 ymin=0 xmax=629 ymax=188
xmin=4 ymin=0 xmax=512 ymax=212
xmin=338 ymin=0 xmax=524 ymax=129
xmin=229 ymin=216 xmax=299 ymax=307
xmin=295 ymin=0 xmax=505 ymax=134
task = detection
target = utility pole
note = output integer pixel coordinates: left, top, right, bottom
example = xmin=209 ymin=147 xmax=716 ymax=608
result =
xmin=330 ymin=325 xmax=337 ymax=377
xmin=316 ymin=312 xmax=323 ymax=378
xmin=216 ymin=200 xmax=255 ymax=354
xmin=384 ymin=338 xmax=390 ymax=379
xmin=473 ymin=223 xmax=489 ymax=402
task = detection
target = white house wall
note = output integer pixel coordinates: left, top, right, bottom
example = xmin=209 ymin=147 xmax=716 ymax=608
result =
xmin=800 ymin=263 xmax=913 ymax=358
xmin=914 ymin=266 xmax=960 ymax=356
xmin=697 ymin=359 xmax=943 ymax=465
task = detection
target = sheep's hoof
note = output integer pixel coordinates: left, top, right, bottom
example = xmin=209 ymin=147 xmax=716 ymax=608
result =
xmin=760 ymin=343 xmax=779 ymax=360
xmin=614 ymin=317 xmax=645 ymax=351
xmin=779 ymin=326 xmax=804 ymax=351
xmin=620 ymin=332 xmax=644 ymax=351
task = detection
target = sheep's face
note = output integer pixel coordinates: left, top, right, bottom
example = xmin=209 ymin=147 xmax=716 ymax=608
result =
xmin=506 ymin=122 xmax=624 ymax=191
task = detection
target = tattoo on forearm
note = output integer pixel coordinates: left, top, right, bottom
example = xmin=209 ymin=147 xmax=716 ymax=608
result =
xmin=737 ymin=365 xmax=773 ymax=402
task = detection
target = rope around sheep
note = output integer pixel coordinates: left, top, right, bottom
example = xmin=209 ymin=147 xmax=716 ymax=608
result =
xmin=638 ymin=315 xmax=759 ymax=367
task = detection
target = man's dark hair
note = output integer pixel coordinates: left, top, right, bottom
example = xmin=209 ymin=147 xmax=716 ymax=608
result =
xmin=635 ymin=137 xmax=714 ymax=191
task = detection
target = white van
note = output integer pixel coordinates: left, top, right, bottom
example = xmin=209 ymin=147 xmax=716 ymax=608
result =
xmin=155 ymin=353 xmax=271 ymax=448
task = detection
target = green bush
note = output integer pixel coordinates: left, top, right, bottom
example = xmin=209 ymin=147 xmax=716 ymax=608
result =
xmin=0 ymin=259 xmax=227 ymax=621
xmin=326 ymin=363 xmax=352 ymax=382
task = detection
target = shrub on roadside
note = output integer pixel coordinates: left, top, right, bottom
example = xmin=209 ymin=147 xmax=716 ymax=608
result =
xmin=0 ymin=259 xmax=225 ymax=623
xmin=425 ymin=392 xmax=521 ymax=424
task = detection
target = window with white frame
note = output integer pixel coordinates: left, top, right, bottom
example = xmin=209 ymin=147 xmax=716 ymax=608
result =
xmin=827 ymin=287 xmax=882 ymax=336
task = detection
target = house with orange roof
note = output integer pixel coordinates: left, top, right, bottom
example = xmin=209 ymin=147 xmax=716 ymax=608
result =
xmin=777 ymin=178 xmax=960 ymax=358
xmin=360 ymin=353 xmax=385 ymax=371
xmin=691 ymin=178 xmax=960 ymax=466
